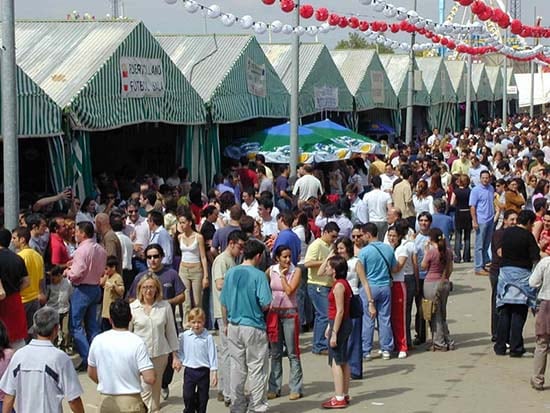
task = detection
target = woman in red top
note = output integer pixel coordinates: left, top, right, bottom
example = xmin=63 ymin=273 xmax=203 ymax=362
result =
xmin=322 ymin=256 xmax=353 ymax=409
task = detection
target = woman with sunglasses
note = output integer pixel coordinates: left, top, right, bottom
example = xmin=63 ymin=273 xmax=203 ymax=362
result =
xmin=130 ymin=273 xmax=181 ymax=412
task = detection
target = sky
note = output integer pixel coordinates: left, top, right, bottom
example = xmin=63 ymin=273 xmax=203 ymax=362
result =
xmin=11 ymin=0 xmax=550 ymax=49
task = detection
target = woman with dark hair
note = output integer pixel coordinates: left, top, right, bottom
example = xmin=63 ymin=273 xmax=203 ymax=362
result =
xmin=75 ymin=196 xmax=96 ymax=225
xmin=0 ymin=321 xmax=14 ymax=412
xmin=421 ymin=228 xmax=454 ymax=351
xmin=188 ymin=183 xmax=205 ymax=226
xmin=218 ymin=191 xmax=236 ymax=228
xmin=266 ymin=245 xmax=304 ymax=401
xmin=413 ymin=180 xmax=434 ymax=229
xmin=322 ymin=255 xmax=353 ymax=409
xmin=387 ymin=222 xmax=417 ymax=358
xmin=504 ymin=178 xmax=526 ymax=213
xmin=428 ymin=172 xmax=446 ymax=200
xmin=531 ymin=179 xmax=549 ymax=210
xmin=450 ymin=174 xmax=472 ymax=263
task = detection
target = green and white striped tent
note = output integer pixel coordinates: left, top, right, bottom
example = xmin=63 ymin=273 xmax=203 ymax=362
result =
xmin=416 ymin=57 xmax=457 ymax=133
xmin=444 ymin=60 xmax=476 ymax=103
xmin=0 ymin=60 xmax=64 ymax=195
xmin=9 ymin=20 xmax=207 ymax=197
xmin=471 ymin=63 xmax=494 ymax=102
xmin=330 ymin=49 xmax=398 ymax=112
xmin=261 ymin=43 xmax=354 ymax=117
xmin=485 ymin=65 xmax=504 ymax=118
xmin=503 ymin=66 xmax=519 ymax=114
xmin=156 ymin=34 xmax=289 ymax=124
xmin=379 ymin=54 xmax=430 ymax=135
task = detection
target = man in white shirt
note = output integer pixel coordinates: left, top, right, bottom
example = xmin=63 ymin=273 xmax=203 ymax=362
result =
xmin=0 ymin=307 xmax=85 ymax=413
xmin=111 ymin=214 xmax=135 ymax=292
xmin=258 ymin=198 xmax=278 ymax=238
xmin=88 ymin=299 xmax=155 ymax=413
xmin=147 ymin=210 xmax=173 ymax=266
xmin=242 ymin=188 xmax=259 ymax=219
xmin=363 ymin=175 xmax=393 ymax=241
xmin=345 ymin=184 xmax=368 ymax=225
xmin=427 ymin=128 xmax=441 ymax=146
xmin=124 ymin=200 xmax=150 ymax=273
xmin=468 ymin=154 xmax=489 ymax=188
xmin=380 ymin=164 xmax=399 ymax=193
xmin=292 ymin=164 xmax=323 ymax=207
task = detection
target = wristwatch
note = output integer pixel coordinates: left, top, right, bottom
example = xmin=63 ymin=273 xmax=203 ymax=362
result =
xmin=368 ymin=300 xmax=375 ymax=304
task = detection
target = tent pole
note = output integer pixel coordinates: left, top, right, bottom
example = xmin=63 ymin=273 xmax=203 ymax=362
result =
xmin=290 ymin=1 xmax=300 ymax=177
xmin=1 ymin=0 xmax=19 ymax=230
xmin=502 ymin=3 xmax=508 ymax=129
xmin=405 ymin=0 xmax=417 ymax=145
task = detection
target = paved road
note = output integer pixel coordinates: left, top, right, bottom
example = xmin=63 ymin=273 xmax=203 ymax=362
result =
xmin=72 ymin=262 xmax=549 ymax=413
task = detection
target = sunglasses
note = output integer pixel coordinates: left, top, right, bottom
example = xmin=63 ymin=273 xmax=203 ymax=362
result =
xmin=146 ymin=254 xmax=160 ymax=260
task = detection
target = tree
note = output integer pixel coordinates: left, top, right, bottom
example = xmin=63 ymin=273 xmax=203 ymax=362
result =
xmin=334 ymin=32 xmax=394 ymax=54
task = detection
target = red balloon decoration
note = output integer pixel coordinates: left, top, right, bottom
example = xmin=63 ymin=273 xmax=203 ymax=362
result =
xmin=432 ymin=35 xmax=441 ymax=43
xmin=440 ymin=37 xmax=449 ymax=46
xmin=299 ymin=4 xmax=314 ymax=19
xmin=379 ymin=22 xmax=388 ymax=32
xmin=359 ymin=21 xmax=369 ymax=31
xmin=471 ymin=1 xmax=485 ymax=15
xmin=348 ymin=17 xmax=360 ymax=29
xmin=338 ymin=16 xmax=348 ymax=28
xmin=458 ymin=0 xmax=474 ymax=6
xmin=478 ymin=9 xmax=493 ymax=21
xmin=328 ymin=13 xmax=340 ymax=26
xmin=280 ymin=0 xmax=295 ymax=13
xmin=510 ymin=19 xmax=523 ymax=35
xmin=390 ymin=23 xmax=399 ymax=33
xmin=261 ymin=0 xmax=276 ymax=5
xmin=315 ymin=7 xmax=329 ymax=21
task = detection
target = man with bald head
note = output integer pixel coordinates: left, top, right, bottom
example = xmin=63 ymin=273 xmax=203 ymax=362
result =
xmin=96 ymin=213 xmax=122 ymax=274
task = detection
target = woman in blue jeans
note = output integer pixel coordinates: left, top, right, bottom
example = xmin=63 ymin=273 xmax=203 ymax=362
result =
xmin=266 ymin=246 xmax=304 ymax=401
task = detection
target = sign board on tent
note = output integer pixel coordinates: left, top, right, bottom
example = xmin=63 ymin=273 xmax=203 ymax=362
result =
xmin=507 ymin=86 xmax=518 ymax=95
xmin=120 ymin=57 xmax=164 ymax=98
xmin=246 ymin=58 xmax=267 ymax=98
xmin=314 ymin=86 xmax=339 ymax=110
xmin=370 ymin=71 xmax=385 ymax=104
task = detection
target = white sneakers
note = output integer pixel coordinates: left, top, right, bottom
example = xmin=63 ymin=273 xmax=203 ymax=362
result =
xmin=398 ymin=351 xmax=408 ymax=359
xmin=381 ymin=350 xmax=391 ymax=360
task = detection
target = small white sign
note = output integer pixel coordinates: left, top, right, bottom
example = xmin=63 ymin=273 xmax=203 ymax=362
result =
xmin=314 ymin=86 xmax=339 ymax=109
xmin=246 ymin=58 xmax=267 ymax=98
xmin=507 ymin=85 xmax=518 ymax=95
xmin=120 ymin=57 xmax=164 ymax=98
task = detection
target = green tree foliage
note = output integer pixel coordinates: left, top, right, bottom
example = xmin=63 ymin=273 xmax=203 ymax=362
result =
xmin=334 ymin=32 xmax=394 ymax=54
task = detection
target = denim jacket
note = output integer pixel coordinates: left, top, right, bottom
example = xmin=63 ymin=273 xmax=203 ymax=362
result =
xmin=496 ymin=266 xmax=537 ymax=309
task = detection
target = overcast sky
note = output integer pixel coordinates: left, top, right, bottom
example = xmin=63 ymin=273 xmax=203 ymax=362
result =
xmin=12 ymin=0 xmax=550 ymax=48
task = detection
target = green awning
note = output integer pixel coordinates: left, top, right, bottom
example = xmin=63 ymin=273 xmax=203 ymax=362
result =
xmin=157 ymin=34 xmax=289 ymax=124
xmin=262 ymin=43 xmax=354 ymax=117
xmin=330 ymin=49 xmax=398 ymax=112
xmin=8 ymin=20 xmax=206 ymax=130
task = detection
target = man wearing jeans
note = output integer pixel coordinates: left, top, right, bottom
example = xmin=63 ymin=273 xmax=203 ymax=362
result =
xmin=221 ymin=239 xmax=272 ymax=413
xmin=469 ymin=170 xmax=495 ymax=276
xmin=65 ymin=221 xmax=107 ymax=371
xmin=304 ymin=222 xmax=340 ymax=355
xmin=356 ymin=223 xmax=398 ymax=360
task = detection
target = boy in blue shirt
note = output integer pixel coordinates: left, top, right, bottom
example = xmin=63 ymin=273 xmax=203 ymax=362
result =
xmin=177 ymin=308 xmax=218 ymax=413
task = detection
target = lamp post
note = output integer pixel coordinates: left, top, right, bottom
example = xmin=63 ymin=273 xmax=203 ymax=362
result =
xmin=405 ymin=0 xmax=417 ymax=145
xmin=289 ymin=1 xmax=300 ymax=177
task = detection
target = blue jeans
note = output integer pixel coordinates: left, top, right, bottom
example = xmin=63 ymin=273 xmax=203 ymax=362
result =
xmin=474 ymin=222 xmax=494 ymax=271
xmin=347 ymin=313 xmax=363 ymax=378
xmin=268 ymin=310 xmax=304 ymax=395
xmin=360 ymin=285 xmax=394 ymax=355
xmin=296 ymin=266 xmax=313 ymax=327
xmin=307 ymin=284 xmax=330 ymax=353
xmin=70 ymin=284 xmax=101 ymax=362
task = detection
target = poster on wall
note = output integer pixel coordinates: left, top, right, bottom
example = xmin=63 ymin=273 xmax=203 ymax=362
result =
xmin=120 ymin=57 xmax=165 ymax=98
xmin=314 ymin=86 xmax=339 ymax=110
xmin=371 ymin=71 xmax=385 ymax=104
xmin=246 ymin=58 xmax=267 ymax=98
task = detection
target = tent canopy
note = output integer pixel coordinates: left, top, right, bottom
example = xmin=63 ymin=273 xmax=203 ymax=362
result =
xmin=444 ymin=60 xmax=475 ymax=103
xmin=515 ymin=72 xmax=550 ymax=107
xmin=471 ymin=63 xmax=494 ymax=102
xmin=156 ymin=34 xmax=289 ymax=124
xmin=261 ymin=43 xmax=354 ymax=117
xmin=485 ymin=65 xmax=504 ymax=101
xmin=0 ymin=59 xmax=62 ymax=138
xmin=8 ymin=20 xmax=206 ymax=130
xmin=304 ymin=119 xmax=382 ymax=154
xmin=416 ymin=57 xmax=456 ymax=105
xmin=330 ymin=49 xmax=398 ymax=111
xmin=379 ymin=54 xmax=430 ymax=109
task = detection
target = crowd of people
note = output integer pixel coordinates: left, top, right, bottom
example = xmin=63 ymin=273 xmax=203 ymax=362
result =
xmin=0 ymin=112 xmax=550 ymax=412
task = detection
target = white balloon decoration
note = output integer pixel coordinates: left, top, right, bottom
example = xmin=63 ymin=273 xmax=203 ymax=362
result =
xmin=184 ymin=0 xmax=199 ymax=13
xmin=253 ymin=22 xmax=267 ymax=34
xmin=270 ymin=20 xmax=283 ymax=33
xmin=319 ymin=23 xmax=330 ymax=33
xmin=294 ymin=26 xmax=306 ymax=36
xmin=383 ymin=5 xmax=397 ymax=18
xmin=358 ymin=0 xmax=373 ymax=5
xmin=239 ymin=15 xmax=253 ymax=29
xmin=415 ymin=19 xmax=426 ymax=29
xmin=207 ymin=4 xmax=221 ymax=18
xmin=407 ymin=10 xmax=419 ymax=24
xmin=221 ymin=13 xmax=236 ymax=26
xmin=373 ymin=1 xmax=386 ymax=13
xmin=165 ymin=0 xmax=178 ymax=5
xmin=281 ymin=24 xmax=294 ymax=34
xmin=395 ymin=7 xmax=408 ymax=21
xmin=306 ymin=26 xmax=318 ymax=36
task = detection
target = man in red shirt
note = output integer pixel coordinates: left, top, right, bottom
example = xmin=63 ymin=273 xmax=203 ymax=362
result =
xmin=238 ymin=156 xmax=258 ymax=191
xmin=49 ymin=216 xmax=70 ymax=267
